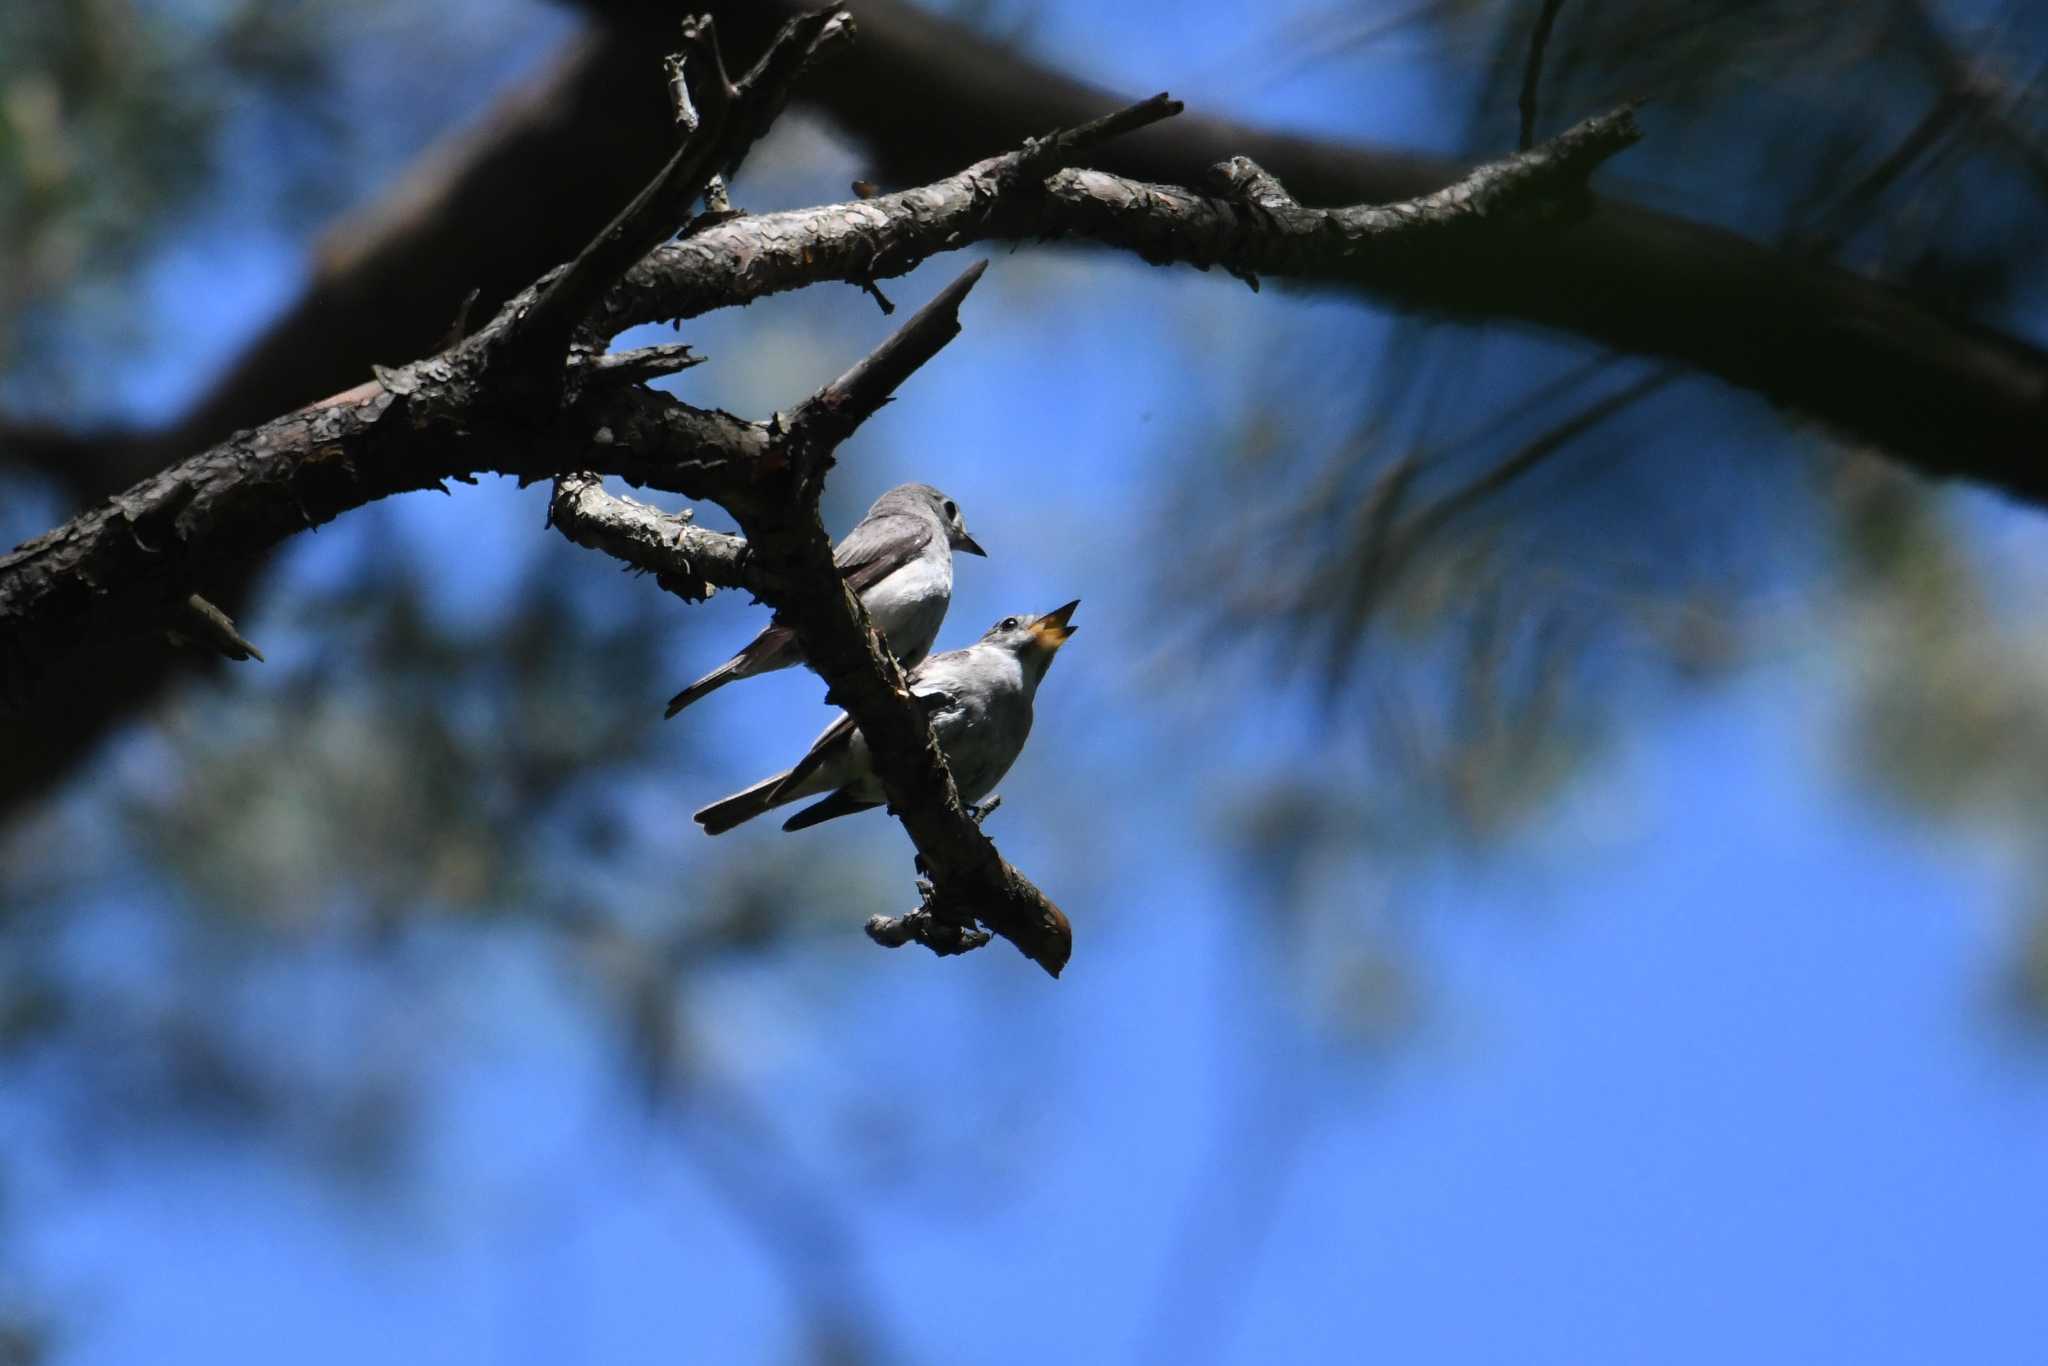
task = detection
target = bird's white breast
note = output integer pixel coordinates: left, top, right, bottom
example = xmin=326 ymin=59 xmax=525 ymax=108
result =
xmin=863 ymin=550 xmax=953 ymax=666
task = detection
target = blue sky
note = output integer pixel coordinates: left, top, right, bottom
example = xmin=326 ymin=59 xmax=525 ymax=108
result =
xmin=8 ymin=2 xmax=2048 ymax=1363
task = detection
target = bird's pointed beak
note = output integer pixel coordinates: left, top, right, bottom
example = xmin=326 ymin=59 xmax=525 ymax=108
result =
xmin=956 ymin=531 xmax=988 ymax=558
xmin=1032 ymin=599 xmax=1079 ymax=649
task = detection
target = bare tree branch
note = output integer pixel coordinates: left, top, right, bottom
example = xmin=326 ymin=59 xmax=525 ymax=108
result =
xmin=597 ymin=91 xmax=1185 ymax=331
xmin=547 ymin=473 xmax=753 ymax=604
xmin=673 ymin=0 xmax=2048 ymax=494
xmin=4 ymin=97 xmax=1636 ymax=682
xmin=503 ymin=10 xmax=854 ymax=368
xmin=600 ymin=103 xmax=1632 ymax=327
xmin=0 ymin=369 xmax=763 ymax=664
xmin=1040 ymin=105 xmax=1638 ymax=289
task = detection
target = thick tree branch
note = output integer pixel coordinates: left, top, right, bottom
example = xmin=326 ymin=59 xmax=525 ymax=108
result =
xmin=674 ymin=0 xmax=2047 ymax=497
xmin=597 ymin=92 xmax=1184 ymax=332
xmin=602 ymin=102 xmax=1628 ymax=329
xmin=5 ymin=97 xmax=1637 ymax=685
xmin=1039 ymin=105 xmax=1639 ymax=288
xmin=0 ymin=359 xmax=765 ymax=664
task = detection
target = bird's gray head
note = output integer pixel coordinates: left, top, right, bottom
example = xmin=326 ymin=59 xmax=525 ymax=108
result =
xmin=979 ymin=600 xmax=1078 ymax=684
xmin=870 ymin=483 xmax=986 ymax=557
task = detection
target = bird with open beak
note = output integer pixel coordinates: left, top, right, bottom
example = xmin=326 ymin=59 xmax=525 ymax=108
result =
xmin=694 ymin=601 xmax=1078 ymax=834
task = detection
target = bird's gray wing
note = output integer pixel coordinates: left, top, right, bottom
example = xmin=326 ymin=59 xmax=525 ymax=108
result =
xmin=770 ymin=713 xmax=859 ymax=800
xmin=771 ymin=690 xmax=952 ymax=799
xmin=832 ymin=512 xmax=934 ymax=597
xmin=753 ymin=514 xmax=935 ymax=643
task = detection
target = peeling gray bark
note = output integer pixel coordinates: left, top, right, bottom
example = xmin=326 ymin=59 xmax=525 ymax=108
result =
xmin=548 ymin=472 xmax=754 ymax=604
xmin=0 ymin=364 xmax=766 ymax=657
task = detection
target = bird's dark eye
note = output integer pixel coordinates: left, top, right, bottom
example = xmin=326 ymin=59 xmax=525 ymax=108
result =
xmin=943 ymin=501 xmax=957 ymax=520
xmin=999 ymin=616 xmax=1018 ymax=631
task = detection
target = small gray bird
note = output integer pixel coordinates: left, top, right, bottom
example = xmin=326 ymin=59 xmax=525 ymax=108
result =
xmin=665 ymin=484 xmax=986 ymax=718
xmin=694 ymin=600 xmax=1078 ymax=835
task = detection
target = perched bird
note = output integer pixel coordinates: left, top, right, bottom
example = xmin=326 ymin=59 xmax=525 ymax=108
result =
xmin=694 ymin=601 xmax=1078 ymax=835
xmin=664 ymin=484 xmax=986 ymax=718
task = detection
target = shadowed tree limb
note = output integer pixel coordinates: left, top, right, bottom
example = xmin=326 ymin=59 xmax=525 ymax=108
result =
xmin=1039 ymin=104 xmax=1639 ymax=288
xmin=502 ymin=10 xmax=854 ymax=370
xmin=0 ymin=369 xmax=768 ymax=662
xmin=596 ymin=91 xmax=1185 ymax=331
xmin=677 ymin=0 xmax=2047 ymax=490
xmin=7 ymin=94 xmax=1641 ymax=676
xmin=600 ymin=103 xmax=1631 ymax=327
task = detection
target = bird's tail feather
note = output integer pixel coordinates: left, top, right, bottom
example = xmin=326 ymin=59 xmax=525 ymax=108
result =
xmin=664 ymin=658 xmax=746 ymax=719
xmin=665 ymin=627 xmax=800 ymax=719
xmin=694 ymin=769 xmax=796 ymax=835
xmin=781 ymin=791 xmax=884 ymax=832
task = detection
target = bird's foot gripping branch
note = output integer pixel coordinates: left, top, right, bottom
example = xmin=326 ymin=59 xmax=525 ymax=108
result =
xmin=0 ymin=8 xmax=1652 ymax=975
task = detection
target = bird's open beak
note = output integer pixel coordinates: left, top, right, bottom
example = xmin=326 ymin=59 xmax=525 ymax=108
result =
xmin=1032 ymin=599 xmax=1079 ymax=649
xmin=957 ymin=531 xmax=988 ymax=557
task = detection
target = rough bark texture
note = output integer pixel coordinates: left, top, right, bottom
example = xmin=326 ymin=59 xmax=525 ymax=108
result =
xmin=0 ymin=363 xmax=765 ymax=661
xmin=10 ymin=98 xmax=1627 ymax=673
xmin=548 ymin=472 xmax=752 ymax=604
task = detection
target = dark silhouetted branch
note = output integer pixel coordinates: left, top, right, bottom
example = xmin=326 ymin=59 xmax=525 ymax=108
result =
xmin=782 ymin=259 xmax=988 ymax=468
xmin=671 ymin=0 xmax=2047 ymax=497
xmin=503 ymin=10 xmax=851 ymax=367
xmin=1041 ymin=105 xmax=1639 ymax=288
xmin=599 ymin=92 xmax=1184 ymax=332
xmin=601 ymin=101 xmax=1627 ymax=327
xmin=0 ymin=366 xmax=766 ymax=663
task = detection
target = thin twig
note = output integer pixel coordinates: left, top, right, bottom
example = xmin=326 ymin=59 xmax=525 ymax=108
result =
xmin=784 ymin=260 xmax=988 ymax=468
xmin=505 ymin=10 xmax=852 ymax=367
xmin=504 ymin=17 xmax=739 ymax=363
